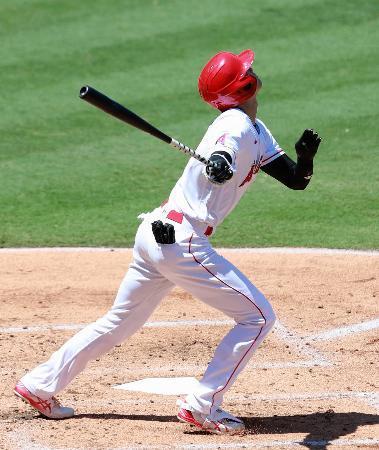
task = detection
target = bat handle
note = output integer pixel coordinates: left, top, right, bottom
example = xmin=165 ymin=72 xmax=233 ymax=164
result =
xmin=170 ymin=139 xmax=215 ymax=167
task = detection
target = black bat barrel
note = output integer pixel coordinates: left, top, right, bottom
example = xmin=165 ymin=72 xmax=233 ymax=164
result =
xmin=79 ymin=86 xmax=172 ymax=144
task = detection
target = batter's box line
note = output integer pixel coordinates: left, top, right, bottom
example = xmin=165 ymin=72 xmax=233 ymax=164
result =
xmin=4 ymin=317 xmax=378 ymax=369
xmin=304 ymin=317 xmax=379 ymax=342
xmin=0 ymin=319 xmax=330 ymax=369
xmin=275 ymin=317 xmax=379 ymax=369
xmin=0 ymin=319 xmax=235 ymax=334
xmin=273 ymin=321 xmax=331 ymax=366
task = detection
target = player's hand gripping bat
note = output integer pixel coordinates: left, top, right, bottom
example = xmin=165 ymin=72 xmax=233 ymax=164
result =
xmin=79 ymin=86 xmax=213 ymax=167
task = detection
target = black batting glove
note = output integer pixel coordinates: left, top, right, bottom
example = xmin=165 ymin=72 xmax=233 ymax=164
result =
xmin=295 ymin=129 xmax=322 ymax=162
xmin=151 ymin=220 xmax=175 ymax=244
xmin=206 ymin=153 xmax=233 ymax=184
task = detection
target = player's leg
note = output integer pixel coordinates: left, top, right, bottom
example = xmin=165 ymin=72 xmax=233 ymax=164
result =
xmin=19 ymin=261 xmax=173 ymax=400
xmin=160 ymin=234 xmax=275 ymax=418
xmin=16 ymin=223 xmax=174 ymax=416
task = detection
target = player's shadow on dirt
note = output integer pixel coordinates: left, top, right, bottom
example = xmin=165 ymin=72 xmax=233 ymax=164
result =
xmin=73 ymin=410 xmax=378 ymax=449
xmin=242 ymin=410 xmax=379 ymax=449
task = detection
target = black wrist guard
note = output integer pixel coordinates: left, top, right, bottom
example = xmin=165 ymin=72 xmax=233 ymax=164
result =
xmin=295 ymin=157 xmax=313 ymax=180
xmin=151 ymin=220 xmax=175 ymax=244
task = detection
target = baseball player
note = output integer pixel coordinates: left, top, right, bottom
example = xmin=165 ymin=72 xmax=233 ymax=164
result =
xmin=14 ymin=49 xmax=321 ymax=434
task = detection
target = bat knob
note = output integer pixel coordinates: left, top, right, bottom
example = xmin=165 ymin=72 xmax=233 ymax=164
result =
xmin=79 ymin=86 xmax=90 ymax=98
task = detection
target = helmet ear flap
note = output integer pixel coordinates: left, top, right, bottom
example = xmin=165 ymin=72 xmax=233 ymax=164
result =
xmin=231 ymin=73 xmax=258 ymax=102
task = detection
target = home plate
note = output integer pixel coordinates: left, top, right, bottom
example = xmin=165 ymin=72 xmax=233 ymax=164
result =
xmin=113 ymin=377 xmax=199 ymax=395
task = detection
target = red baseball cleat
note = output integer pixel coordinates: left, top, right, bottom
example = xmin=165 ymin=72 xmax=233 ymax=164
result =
xmin=177 ymin=399 xmax=245 ymax=434
xmin=14 ymin=381 xmax=74 ymax=419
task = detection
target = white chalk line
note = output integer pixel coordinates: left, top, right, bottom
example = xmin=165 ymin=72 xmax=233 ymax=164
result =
xmin=306 ymin=317 xmax=379 ymax=341
xmin=0 ymin=323 xmax=88 ymax=333
xmin=0 ymin=319 xmax=233 ymax=334
xmin=2 ymin=316 xmax=378 ymax=346
xmin=88 ymin=361 xmax=322 ymax=373
xmin=0 ymin=319 xmax=330 ymax=366
xmin=274 ymin=320 xmax=330 ymax=366
xmin=6 ymin=316 xmax=375 ymax=343
xmin=3 ymin=316 xmax=377 ymax=371
xmin=221 ymin=247 xmax=379 ymax=256
xmin=2 ymin=315 xmax=376 ymax=370
xmin=0 ymin=246 xmax=377 ymax=255
xmin=2 ymin=315 xmax=377 ymax=413
xmin=0 ymin=319 xmax=323 ymax=370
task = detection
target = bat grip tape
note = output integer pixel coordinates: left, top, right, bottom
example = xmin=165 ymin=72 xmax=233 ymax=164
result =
xmin=170 ymin=139 xmax=214 ymax=167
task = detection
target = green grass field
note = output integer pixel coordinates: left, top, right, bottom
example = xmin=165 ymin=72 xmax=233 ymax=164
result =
xmin=1 ymin=0 xmax=378 ymax=249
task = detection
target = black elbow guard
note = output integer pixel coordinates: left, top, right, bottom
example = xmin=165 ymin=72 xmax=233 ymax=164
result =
xmin=206 ymin=152 xmax=234 ymax=184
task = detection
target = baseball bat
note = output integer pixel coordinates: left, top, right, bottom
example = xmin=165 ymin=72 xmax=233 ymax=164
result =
xmin=79 ymin=86 xmax=211 ymax=166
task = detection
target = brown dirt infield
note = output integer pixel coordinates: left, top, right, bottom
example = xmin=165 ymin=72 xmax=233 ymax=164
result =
xmin=0 ymin=248 xmax=378 ymax=449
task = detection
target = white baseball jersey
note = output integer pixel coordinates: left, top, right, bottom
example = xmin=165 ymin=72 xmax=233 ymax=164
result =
xmin=169 ymin=108 xmax=285 ymax=227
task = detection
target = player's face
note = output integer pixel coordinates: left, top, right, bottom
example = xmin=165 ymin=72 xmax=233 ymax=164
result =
xmin=237 ymin=68 xmax=262 ymax=120
xmin=247 ymin=67 xmax=262 ymax=92
xmin=246 ymin=68 xmax=261 ymax=119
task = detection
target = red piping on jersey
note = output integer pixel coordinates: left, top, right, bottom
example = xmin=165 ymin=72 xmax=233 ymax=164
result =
xmin=261 ymin=149 xmax=284 ymax=165
xmin=188 ymin=233 xmax=266 ymax=413
xmin=204 ymin=226 xmax=213 ymax=236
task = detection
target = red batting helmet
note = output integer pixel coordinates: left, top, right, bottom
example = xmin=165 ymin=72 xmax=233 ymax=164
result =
xmin=198 ymin=50 xmax=257 ymax=111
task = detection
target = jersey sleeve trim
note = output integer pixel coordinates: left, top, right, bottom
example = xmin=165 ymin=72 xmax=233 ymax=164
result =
xmin=261 ymin=149 xmax=285 ymax=166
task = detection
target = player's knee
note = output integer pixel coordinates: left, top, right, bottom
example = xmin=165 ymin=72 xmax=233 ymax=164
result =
xmin=264 ymin=309 xmax=276 ymax=331
xmin=266 ymin=301 xmax=276 ymax=324
xmin=254 ymin=292 xmax=276 ymax=331
xmin=238 ymin=308 xmax=275 ymax=329
xmin=101 ymin=306 xmax=131 ymax=328
xmin=238 ymin=293 xmax=276 ymax=330
xmin=253 ymin=289 xmax=276 ymax=329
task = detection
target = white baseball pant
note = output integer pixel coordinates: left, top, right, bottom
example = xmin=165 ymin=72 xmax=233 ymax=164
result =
xmin=21 ymin=205 xmax=276 ymax=416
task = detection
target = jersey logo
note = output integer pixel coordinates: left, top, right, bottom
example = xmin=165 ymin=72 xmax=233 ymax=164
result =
xmin=216 ymin=133 xmax=228 ymax=145
xmin=239 ymin=156 xmax=263 ymax=187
